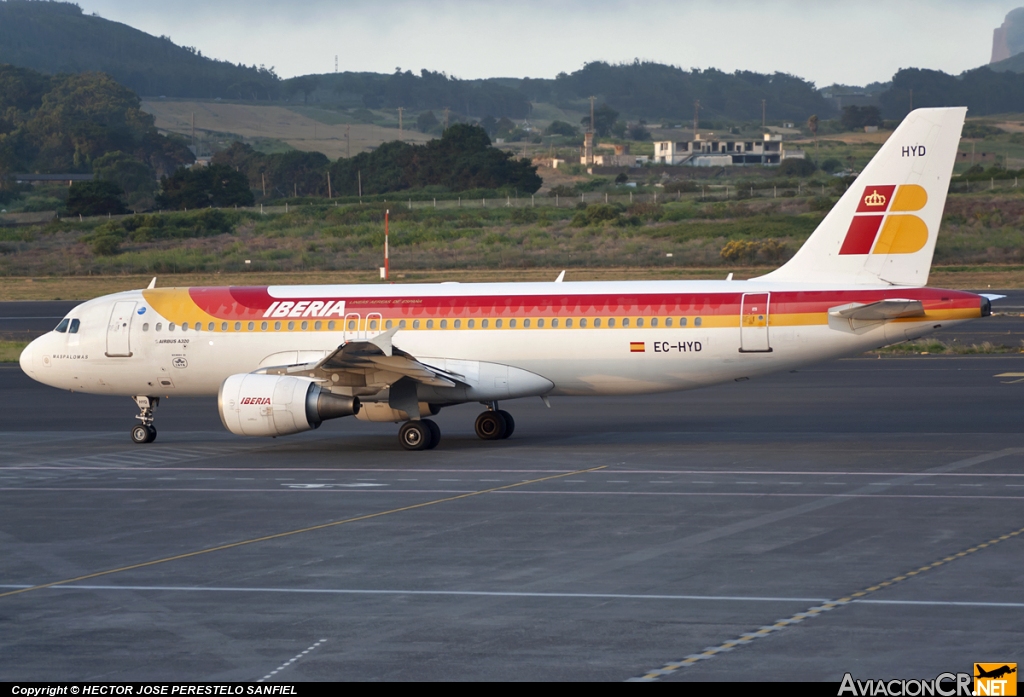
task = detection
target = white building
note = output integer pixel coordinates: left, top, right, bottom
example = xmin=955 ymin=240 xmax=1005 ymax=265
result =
xmin=653 ymin=133 xmax=798 ymax=167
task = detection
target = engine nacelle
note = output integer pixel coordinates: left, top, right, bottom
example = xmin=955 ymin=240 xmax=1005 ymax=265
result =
xmin=219 ymin=373 xmax=359 ymax=437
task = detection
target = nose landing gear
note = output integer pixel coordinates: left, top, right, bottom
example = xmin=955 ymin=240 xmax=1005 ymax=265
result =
xmin=475 ymin=404 xmax=514 ymax=441
xmin=130 ymin=396 xmax=159 ymax=444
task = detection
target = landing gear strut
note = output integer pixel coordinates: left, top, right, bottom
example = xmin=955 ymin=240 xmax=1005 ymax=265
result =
xmin=475 ymin=404 xmax=514 ymax=441
xmin=131 ymin=396 xmax=158 ymax=444
xmin=398 ymin=419 xmax=440 ymax=451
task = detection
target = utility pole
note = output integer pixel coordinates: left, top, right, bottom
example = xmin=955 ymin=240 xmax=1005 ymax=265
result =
xmin=383 ymin=209 xmax=390 ymax=281
xmin=909 ymin=88 xmax=914 ymax=112
xmin=345 ymin=124 xmax=350 ymax=158
xmin=693 ymin=100 xmax=700 ymax=137
xmin=334 ymin=55 xmax=338 ymax=73
xmin=327 ymin=172 xmax=332 ymax=199
xmin=762 ymin=99 xmax=766 ymax=129
xmin=584 ymin=96 xmax=596 ymax=166
xmin=191 ymin=112 xmax=195 ymax=153
xmin=261 ymin=172 xmax=266 ymax=197
xmin=397 ymin=107 xmax=404 ymax=140
xmin=443 ymin=107 xmax=450 ymax=131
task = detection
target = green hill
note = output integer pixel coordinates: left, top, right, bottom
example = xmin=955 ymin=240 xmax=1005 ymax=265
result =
xmin=0 ymin=0 xmax=277 ymax=99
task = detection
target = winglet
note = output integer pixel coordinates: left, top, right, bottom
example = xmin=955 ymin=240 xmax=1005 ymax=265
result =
xmin=555 ymin=270 xmax=566 ymax=283
xmin=367 ymin=326 xmax=400 ymax=357
xmin=147 ymin=277 xmax=157 ymax=289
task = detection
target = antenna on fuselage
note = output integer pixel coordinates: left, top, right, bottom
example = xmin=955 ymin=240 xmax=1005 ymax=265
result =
xmin=147 ymin=277 xmax=157 ymax=289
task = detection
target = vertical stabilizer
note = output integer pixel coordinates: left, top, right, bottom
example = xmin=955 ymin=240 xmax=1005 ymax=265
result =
xmin=756 ymin=107 xmax=966 ymax=287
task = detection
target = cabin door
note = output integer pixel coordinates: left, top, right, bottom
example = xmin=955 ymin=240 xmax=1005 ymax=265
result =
xmin=739 ymin=293 xmax=771 ymax=353
xmin=105 ymin=301 xmax=136 ymax=357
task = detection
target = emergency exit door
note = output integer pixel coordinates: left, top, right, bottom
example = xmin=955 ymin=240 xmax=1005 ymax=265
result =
xmin=739 ymin=293 xmax=771 ymax=353
xmin=105 ymin=301 xmax=136 ymax=357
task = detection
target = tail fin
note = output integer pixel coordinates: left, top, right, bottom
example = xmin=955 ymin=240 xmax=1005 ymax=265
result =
xmin=757 ymin=107 xmax=966 ymax=287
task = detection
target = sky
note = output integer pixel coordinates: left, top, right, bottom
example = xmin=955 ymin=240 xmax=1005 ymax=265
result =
xmin=73 ymin=0 xmax=1024 ymax=86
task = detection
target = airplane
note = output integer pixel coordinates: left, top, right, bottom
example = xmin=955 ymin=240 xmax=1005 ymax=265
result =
xmin=19 ymin=107 xmax=999 ymax=450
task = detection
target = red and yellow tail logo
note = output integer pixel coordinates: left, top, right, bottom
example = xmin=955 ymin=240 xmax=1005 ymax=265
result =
xmin=839 ymin=185 xmax=929 ymax=255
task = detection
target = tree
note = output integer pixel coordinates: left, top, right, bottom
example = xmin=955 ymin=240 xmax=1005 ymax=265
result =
xmin=807 ymin=114 xmax=819 ymax=165
xmin=480 ymin=115 xmax=498 ymax=137
xmin=93 ymin=151 xmax=157 ymax=209
xmin=611 ymin=120 xmax=627 ymax=138
xmin=417 ymin=110 xmax=439 ymax=133
xmin=779 ymin=158 xmax=817 ymax=176
xmin=157 ymin=164 xmax=254 ymax=210
xmin=544 ymin=120 xmax=578 ymax=138
xmin=628 ymin=123 xmax=651 ymax=141
xmin=66 ymin=180 xmax=127 ymax=216
xmin=581 ymin=103 xmax=620 ymax=137
xmin=840 ymin=106 xmax=881 ymax=131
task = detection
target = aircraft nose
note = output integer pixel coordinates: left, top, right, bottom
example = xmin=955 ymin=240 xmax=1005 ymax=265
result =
xmin=19 ymin=337 xmax=38 ymax=377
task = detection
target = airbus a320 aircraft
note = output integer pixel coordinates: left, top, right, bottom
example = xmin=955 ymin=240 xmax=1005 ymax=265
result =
xmin=20 ymin=107 xmax=997 ymax=450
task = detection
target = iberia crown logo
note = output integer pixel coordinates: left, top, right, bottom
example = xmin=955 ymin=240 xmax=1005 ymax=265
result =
xmin=839 ymin=184 xmax=929 ymax=255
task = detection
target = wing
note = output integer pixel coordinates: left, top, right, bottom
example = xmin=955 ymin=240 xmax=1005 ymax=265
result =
xmin=257 ymin=327 xmax=464 ymax=393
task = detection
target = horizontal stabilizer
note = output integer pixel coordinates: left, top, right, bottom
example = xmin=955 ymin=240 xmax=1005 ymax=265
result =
xmin=829 ymin=299 xmax=924 ymax=322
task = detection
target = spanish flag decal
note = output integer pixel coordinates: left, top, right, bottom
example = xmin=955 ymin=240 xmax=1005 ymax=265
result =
xmin=630 ymin=342 xmax=645 ymax=353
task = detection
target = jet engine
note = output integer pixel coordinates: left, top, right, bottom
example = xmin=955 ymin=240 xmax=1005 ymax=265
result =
xmin=219 ymin=373 xmax=359 ymax=437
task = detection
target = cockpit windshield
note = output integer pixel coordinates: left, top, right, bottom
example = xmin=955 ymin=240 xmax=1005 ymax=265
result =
xmin=69 ymin=319 xmax=80 ymax=334
xmin=55 ymin=318 xmax=70 ymax=333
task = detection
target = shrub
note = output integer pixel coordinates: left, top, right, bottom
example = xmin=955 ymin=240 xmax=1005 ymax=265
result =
xmin=779 ymin=158 xmax=817 ymax=177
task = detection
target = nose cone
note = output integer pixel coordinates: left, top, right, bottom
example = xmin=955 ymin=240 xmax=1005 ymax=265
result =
xmin=19 ymin=337 xmax=38 ymax=378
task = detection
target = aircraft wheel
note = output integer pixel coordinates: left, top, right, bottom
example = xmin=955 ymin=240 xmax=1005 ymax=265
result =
xmin=399 ymin=421 xmax=431 ymax=451
xmin=422 ymin=419 xmax=441 ymax=450
xmin=475 ymin=411 xmax=506 ymax=441
xmin=496 ymin=410 xmax=515 ymax=439
xmin=145 ymin=425 xmax=157 ymax=443
xmin=131 ymin=424 xmax=151 ymax=444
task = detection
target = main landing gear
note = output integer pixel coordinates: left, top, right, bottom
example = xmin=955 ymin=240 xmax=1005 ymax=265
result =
xmin=475 ymin=404 xmax=514 ymax=441
xmin=130 ymin=396 xmax=159 ymax=444
xmin=398 ymin=419 xmax=441 ymax=451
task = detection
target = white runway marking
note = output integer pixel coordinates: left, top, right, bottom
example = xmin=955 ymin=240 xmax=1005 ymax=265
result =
xmin=3 ymin=584 xmax=1022 ymax=609
xmin=257 ymin=638 xmax=327 ymax=683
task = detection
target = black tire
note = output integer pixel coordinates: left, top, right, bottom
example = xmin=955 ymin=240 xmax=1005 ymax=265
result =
xmin=145 ymin=425 xmax=157 ymax=443
xmin=422 ymin=419 xmax=441 ymax=450
xmin=399 ymin=421 xmax=431 ymax=451
xmin=475 ymin=411 xmax=506 ymax=440
xmin=496 ymin=410 xmax=515 ymax=439
xmin=131 ymin=425 xmax=150 ymax=444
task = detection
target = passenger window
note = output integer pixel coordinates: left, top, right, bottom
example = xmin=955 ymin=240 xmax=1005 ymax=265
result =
xmin=482 ymin=319 xmax=489 ymax=328
xmin=537 ymin=318 xmax=544 ymax=328
xmin=347 ymin=320 xmax=356 ymax=330
xmin=369 ymin=320 xmax=378 ymax=330
xmin=182 ymin=323 xmax=189 ymax=332
xmin=142 ymin=323 xmax=149 ymax=332
xmin=593 ymin=318 xmax=600 ymax=328
xmin=565 ymin=318 xmax=573 ymax=328
xmin=234 ymin=322 xmax=241 ymax=331
xmin=496 ymin=319 xmax=503 ymax=329
xmin=413 ymin=320 xmax=420 ymax=329
xmin=695 ymin=317 xmax=702 ymax=327
xmin=622 ymin=318 xmax=629 ymax=328
xmin=454 ymin=319 xmax=461 ymax=329
xmin=287 ymin=321 xmax=295 ymax=331
xmin=169 ymin=323 xmax=176 ymax=332
xmin=468 ymin=319 xmax=475 ymax=329
xmin=509 ymin=319 xmax=517 ymax=328
xmin=440 ymin=320 xmax=447 ymax=329
xmin=608 ymin=318 xmax=615 ymax=328
xmin=69 ymin=319 xmax=80 ymax=333
xmin=580 ymin=318 xmax=587 ymax=328
xmin=637 ymin=318 xmax=644 ymax=328
xmin=426 ymin=320 xmax=434 ymax=329
xmin=221 ymin=322 xmax=228 ymax=331
xmin=385 ymin=320 xmax=393 ymax=329
xmin=680 ymin=317 xmax=688 ymax=327
xmin=156 ymin=323 xmax=163 ymax=332
xmin=301 ymin=321 xmax=308 ymax=330
xmin=248 ymin=322 xmax=255 ymax=331
xmin=523 ymin=319 xmax=530 ymax=328
xmin=665 ymin=318 xmax=673 ymax=327
xmin=651 ymin=318 xmax=658 ymax=327
xmin=551 ymin=318 xmax=558 ymax=328
xmin=54 ymin=319 xmax=69 ymax=333
xmin=399 ymin=320 xmax=406 ymax=329
xmin=261 ymin=322 xmax=268 ymax=331
xmin=328 ymin=321 xmax=336 ymax=330
xmin=274 ymin=322 xmax=281 ymax=331
xmin=315 ymin=321 xmax=322 ymax=330
xmin=208 ymin=322 xmax=214 ymax=331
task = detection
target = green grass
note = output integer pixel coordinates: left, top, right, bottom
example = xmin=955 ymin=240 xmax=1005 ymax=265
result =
xmin=0 ymin=341 xmax=27 ymax=362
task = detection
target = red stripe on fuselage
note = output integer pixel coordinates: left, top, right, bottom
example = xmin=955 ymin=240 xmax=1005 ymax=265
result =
xmin=182 ymin=286 xmax=980 ymax=320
